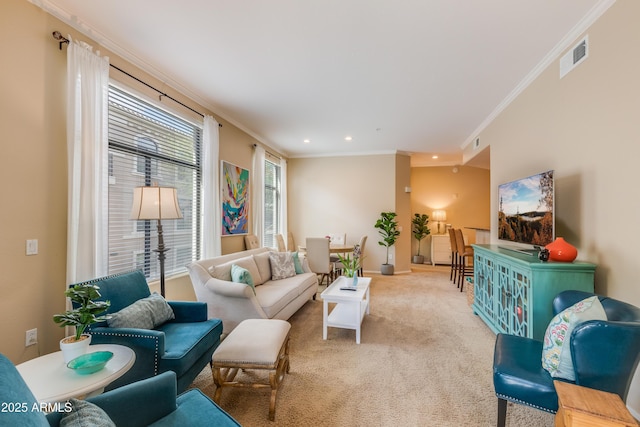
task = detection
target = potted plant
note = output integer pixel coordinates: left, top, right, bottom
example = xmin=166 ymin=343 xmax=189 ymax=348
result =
xmin=336 ymin=244 xmax=364 ymax=286
xmin=374 ymin=211 xmax=400 ymax=275
xmin=53 ymin=283 xmax=110 ymax=363
xmin=411 ymin=213 xmax=430 ymax=264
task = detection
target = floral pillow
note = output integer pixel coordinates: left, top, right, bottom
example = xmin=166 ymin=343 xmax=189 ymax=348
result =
xmin=541 ymin=296 xmax=607 ymax=381
xmin=269 ymin=252 xmax=296 ymax=280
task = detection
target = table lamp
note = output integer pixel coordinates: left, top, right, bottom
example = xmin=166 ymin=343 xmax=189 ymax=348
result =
xmin=130 ymin=185 xmax=182 ymax=297
xmin=432 ymin=210 xmax=447 ymax=234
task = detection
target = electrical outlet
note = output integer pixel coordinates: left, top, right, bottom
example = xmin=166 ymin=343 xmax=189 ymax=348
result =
xmin=388 ymin=254 xmax=393 ymax=260
xmin=25 ymin=328 xmax=37 ymax=347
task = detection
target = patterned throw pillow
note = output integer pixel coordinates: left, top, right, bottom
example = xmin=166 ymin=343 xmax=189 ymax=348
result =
xmin=61 ymin=399 xmax=115 ymax=427
xmin=269 ymin=251 xmax=296 ymax=280
xmin=541 ymin=296 xmax=607 ymax=381
xmin=231 ymin=263 xmax=256 ymax=295
xmin=107 ymin=293 xmax=175 ymax=329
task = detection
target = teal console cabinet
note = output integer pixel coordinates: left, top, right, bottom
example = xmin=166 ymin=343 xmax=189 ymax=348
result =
xmin=472 ymin=244 xmax=596 ymax=340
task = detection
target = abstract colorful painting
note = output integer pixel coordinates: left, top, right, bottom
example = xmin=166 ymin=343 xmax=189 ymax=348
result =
xmin=221 ymin=161 xmax=249 ymax=236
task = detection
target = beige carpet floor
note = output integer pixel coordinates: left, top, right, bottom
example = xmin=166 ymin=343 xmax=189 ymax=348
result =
xmin=190 ymin=269 xmax=555 ymax=426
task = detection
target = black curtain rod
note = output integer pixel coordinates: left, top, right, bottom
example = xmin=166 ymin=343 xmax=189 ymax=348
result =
xmin=252 ymin=143 xmax=281 ymax=160
xmin=52 ymin=31 xmax=222 ymax=127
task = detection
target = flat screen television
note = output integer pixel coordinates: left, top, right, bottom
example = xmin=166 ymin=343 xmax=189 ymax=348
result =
xmin=498 ymin=170 xmax=554 ymax=254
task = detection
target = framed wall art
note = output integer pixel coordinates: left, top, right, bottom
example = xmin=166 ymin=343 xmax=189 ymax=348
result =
xmin=221 ymin=161 xmax=249 ymax=236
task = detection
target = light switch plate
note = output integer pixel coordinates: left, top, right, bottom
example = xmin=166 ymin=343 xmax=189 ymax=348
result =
xmin=26 ymin=239 xmax=38 ymax=255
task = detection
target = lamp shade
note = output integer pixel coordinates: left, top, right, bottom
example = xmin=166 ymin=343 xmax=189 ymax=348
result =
xmin=130 ymin=186 xmax=183 ymax=220
xmin=432 ymin=210 xmax=447 ymax=222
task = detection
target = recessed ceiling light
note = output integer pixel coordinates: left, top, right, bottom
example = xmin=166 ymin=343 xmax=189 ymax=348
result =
xmin=345 ymin=136 xmax=353 ymax=141
xmin=432 ymin=155 xmax=439 ymax=159
xmin=303 ymin=139 xmax=310 ymax=144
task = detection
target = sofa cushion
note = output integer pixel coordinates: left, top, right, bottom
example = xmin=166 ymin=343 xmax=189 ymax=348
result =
xmin=541 ymin=296 xmax=607 ymax=381
xmin=107 ymin=293 xmax=175 ymax=329
xmin=253 ymin=251 xmax=272 ymax=285
xmin=210 ymin=256 xmax=263 ymax=285
xmin=269 ymin=252 xmax=296 ymax=280
xmin=255 ymin=273 xmax=316 ymax=318
xmin=61 ymin=398 xmax=115 ymax=427
xmin=231 ymin=264 xmax=255 ymax=295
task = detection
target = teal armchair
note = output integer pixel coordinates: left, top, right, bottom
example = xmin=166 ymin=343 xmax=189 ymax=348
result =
xmin=493 ymin=290 xmax=640 ymax=427
xmin=0 ymin=353 xmax=239 ymax=426
xmin=76 ymin=270 xmax=223 ymax=393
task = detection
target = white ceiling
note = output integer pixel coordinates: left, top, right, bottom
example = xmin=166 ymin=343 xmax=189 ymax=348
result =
xmin=39 ymin=0 xmax=607 ymax=167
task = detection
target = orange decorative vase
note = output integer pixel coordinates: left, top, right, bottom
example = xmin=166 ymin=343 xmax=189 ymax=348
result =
xmin=545 ymin=237 xmax=577 ymax=262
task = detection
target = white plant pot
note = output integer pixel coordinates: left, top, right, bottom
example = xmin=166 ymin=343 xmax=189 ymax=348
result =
xmin=60 ymin=334 xmax=91 ymax=364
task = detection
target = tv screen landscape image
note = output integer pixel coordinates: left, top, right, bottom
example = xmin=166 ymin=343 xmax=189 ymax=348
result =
xmin=498 ymin=170 xmax=554 ymax=247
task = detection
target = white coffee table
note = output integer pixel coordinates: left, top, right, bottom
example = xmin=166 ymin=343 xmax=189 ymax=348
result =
xmin=16 ymin=344 xmax=135 ymax=403
xmin=321 ymin=276 xmax=371 ymax=344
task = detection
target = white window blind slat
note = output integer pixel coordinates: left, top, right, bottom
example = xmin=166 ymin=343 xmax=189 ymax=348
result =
xmin=107 ymin=85 xmax=202 ymax=280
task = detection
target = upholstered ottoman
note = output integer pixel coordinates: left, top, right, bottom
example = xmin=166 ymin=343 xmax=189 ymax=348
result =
xmin=212 ymin=319 xmax=291 ymax=421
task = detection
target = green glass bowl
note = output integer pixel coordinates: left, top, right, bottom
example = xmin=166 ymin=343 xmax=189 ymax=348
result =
xmin=67 ymin=351 xmax=113 ymax=375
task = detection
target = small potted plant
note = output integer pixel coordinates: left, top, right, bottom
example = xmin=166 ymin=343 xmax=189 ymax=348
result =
xmin=53 ymin=283 xmax=110 ymax=363
xmin=411 ymin=213 xmax=430 ymax=264
xmin=374 ymin=211 xmax=400 ymax=275
xmin=337 ymin=244 xmax=364 ymax=286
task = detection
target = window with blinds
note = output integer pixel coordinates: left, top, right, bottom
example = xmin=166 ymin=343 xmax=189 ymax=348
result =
xmin=107 ymin=85 xmax=202 ymax=280
xmin=263 ymin=159 xmax=281 ymax=249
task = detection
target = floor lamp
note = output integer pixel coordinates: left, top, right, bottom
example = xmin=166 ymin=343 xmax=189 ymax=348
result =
xmin=130 ymin=185 xmax=182 ymax=297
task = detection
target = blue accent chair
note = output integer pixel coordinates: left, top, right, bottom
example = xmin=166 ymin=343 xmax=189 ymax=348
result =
xmin=76 ymin=270 xmax=223 ymax=393
xmin=0 ymin=353 xmax=240 ymax=426
xmin=493 ymin=290 xmax=640 ymax=427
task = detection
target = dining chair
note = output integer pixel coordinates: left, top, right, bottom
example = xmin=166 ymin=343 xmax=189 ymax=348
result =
xmin=454 ymin=229 xmax=473 ymax=292
xmin=328 ymin=233 xmax=346 ymax=245
xmin=244 ymin=234 xmax=260 ymax=250
xmin=275 ymin=234 xmax=286 ymax=251
xmin=305 ymin=237 xmax=333 ymax=286
xmin=357 ymin=235 xmax=367 ymax=277
xmin=448 ymin=228 xmax=458 ymax=284
xmin=328 ymin=233 xmax=347 ymax=265
xmin=287 ymin=231 xmax=295 ymax=252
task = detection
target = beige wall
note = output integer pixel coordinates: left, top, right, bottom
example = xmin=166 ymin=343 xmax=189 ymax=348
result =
xmin=0 ymin=0 xmax=261 ymax=363
xmin=288 ymin=154 xmax=404 ymax=273
xmin=411 ymin=166 xmax=490 ymax=261
xmin=462 ymin=1 xmax=640 ymax=413
xmin=466 ymin=0 xmax=640 ymax=305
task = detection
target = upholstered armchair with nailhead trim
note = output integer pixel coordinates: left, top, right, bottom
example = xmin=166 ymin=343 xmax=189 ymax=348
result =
xmin=76 ymin=270 xmax=223 ymax=393
xmin=493 ymin=290 xmax=640 ymax=427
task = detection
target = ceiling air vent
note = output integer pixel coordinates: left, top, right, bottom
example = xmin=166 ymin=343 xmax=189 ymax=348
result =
xmin=560 ymin=35 xmax=588 ymax=79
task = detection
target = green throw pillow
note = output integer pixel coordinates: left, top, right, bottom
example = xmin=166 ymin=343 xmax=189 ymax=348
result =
xmin=541 ymin=296 xmax=607 ymax=381
xmin=60 ymin=399 xmax=115 ymax=427
xmin=231 ymin=263 xmax=256 ymax=294
xmin=107 ymin=293 xmax=175 ymax=329
xmin=291 ymin=251 xmax=304 ymax=274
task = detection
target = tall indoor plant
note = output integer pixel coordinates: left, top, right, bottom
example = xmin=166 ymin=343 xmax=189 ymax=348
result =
xmin=412 ymin=213 xmax=430 ymax=264
xmin=53 ymin=283 xmax=110 ymax=363
xmin=374 ymin=211 xmax=400 ymax=275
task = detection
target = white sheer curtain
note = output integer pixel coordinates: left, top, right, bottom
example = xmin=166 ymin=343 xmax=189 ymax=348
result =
xmin=66 ymin=38 xmax=110 ymax=285
xmin=252 ymin=145 xmax=265 ymax=246
xmin=280 ymin=158 xmax=288 ymax=246
xmin=201 ymin=115 xmax=221 ymax=258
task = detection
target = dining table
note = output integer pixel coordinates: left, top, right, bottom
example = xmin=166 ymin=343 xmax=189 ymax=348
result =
xmin=298 ymin=243 xmax=354 ymax=254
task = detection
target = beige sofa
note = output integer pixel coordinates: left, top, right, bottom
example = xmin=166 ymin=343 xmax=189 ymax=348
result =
xmin=187 ymin=247 xmax=318 ymax=333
